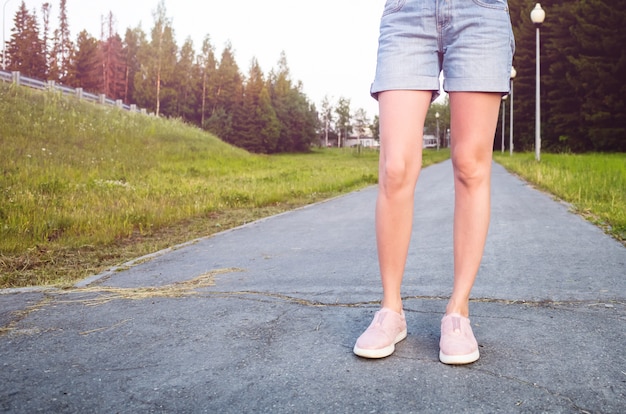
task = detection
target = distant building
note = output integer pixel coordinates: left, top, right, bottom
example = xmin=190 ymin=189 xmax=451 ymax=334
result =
xmin=345 ymin=137 xmax=380 ymax=148
xmin=344 ymin=125 xmax=379 ymax=148
xmin=423 ymin=134 xmax=437 ymax=148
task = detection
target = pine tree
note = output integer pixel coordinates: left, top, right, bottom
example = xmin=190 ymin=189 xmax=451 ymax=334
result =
xmin=268 ymin=52 xmax=294 ymax=151
xmin=6 ymin=2 xmax=47 ymax=78
xmin=100 ymin=12 xmax=126 ymax=100
xmin=508 ymin=0 xmax=538 ymax=152
xmin=567 ymin=0 xmax=626 ymax=151
xmin=509 ymin=0 xmax=626 ymax=152
xmin=208 ymin=42 xmax=243 ymax=143
xmin=173 ymin=37 xmax=198 ymax=120
xmin=238 ymin=58 xmax=280 ymax=153
xmin=66 ymin=30 xmax=102 ymax=93
xmin=542 ymin=2 xmax=583 ymax=151
xmin=268 ymin=52 xmax=317 ymax=152
xmin=198 ymin=34 xmax=217 ymax=128
xmin=122 ymin=27 xmax=145 ymax=104
xmin=49 ymin=0 xmax=73 ymax=82
xmin=41 ymin=3 xmax=52 ymax=77
xmin=134 ymin=0 xmax=178 ymax=116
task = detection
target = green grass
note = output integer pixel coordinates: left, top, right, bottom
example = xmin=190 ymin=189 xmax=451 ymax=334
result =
xmin=494 ymin=152 xmax=626 ymax=243
xmin=0 ymin=82 xmax=450 ymax=288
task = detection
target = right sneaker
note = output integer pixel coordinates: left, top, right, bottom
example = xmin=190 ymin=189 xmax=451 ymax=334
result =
xmin=439 ymin=313 xmax=480 ymax=365
xmin=353 ymin=308 xmax=407 ymax=358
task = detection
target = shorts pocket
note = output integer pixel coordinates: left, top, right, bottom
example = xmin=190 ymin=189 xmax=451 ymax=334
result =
xmin=471 ymin=0 xmax=509 ymax=11
xmin=382 ymin=0 xmax=407 ymax=16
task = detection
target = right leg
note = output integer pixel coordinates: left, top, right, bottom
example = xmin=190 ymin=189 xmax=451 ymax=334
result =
xmin=376 ymin=90 xmax=432 ymax=313
xmin=354 ymin=90 xmax=431 ymax=359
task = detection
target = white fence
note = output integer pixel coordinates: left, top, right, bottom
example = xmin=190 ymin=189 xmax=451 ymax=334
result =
xmin=0 ymin=69 xmax=148 ymax=115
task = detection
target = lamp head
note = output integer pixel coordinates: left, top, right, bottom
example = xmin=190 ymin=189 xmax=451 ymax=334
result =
xmin=531 ymin=3 xmax=546 ymax=26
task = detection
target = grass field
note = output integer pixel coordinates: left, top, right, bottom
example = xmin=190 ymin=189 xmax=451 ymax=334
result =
xmin=0 ymin=83 xmax=451 ymax=288
xmin=494 ymin=152 xmax=626 ymax=243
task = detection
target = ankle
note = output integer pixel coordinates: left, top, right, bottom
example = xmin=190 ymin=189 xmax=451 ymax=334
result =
xmin=445 ymin=298 xmax=469 ymax=317
xmin=381 ymin=298 xmax=403 ymax=314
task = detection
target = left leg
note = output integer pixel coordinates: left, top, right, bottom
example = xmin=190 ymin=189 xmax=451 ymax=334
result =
xmin=439 ymin=91 xmax=501 ymax=365
xmin=446 ymin=91 xmax=502 ymax=317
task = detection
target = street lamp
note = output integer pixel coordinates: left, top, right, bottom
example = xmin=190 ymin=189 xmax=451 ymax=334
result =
xmin=531 ymin=3 xmax=545 ymax=161
xmin=435 ymin=111 xmax=440 ymax=151
xmin=501 ymin=95 xmax=507 ymax=153
xmin=509 ymin=66 xmax=516 ymax=156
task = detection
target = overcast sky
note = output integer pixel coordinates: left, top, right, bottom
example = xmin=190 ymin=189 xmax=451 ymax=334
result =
xmin=6 ymin=0 xmax=382 ymax=118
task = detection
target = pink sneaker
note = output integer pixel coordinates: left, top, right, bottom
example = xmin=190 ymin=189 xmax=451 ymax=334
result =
xmin=439 ymin=313 xmax=480 ymax=365
xmin=353 ymin=308 xmax=407 ymax=358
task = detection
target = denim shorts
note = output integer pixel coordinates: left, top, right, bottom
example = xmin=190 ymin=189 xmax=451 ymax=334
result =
xmin=371 ymin=0 xmax=515 ymax=100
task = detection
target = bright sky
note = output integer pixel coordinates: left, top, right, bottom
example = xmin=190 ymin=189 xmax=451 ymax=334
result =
xmin=6 ymin=0 xmax=383 ymax=119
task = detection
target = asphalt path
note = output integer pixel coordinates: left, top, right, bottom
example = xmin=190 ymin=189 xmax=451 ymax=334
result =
xmin=1 ymin=160 xmax=625 ymax=413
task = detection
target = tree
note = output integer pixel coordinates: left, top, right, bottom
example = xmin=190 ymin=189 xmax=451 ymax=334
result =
xmin=268 ymin=52 xmax=318 ymax=152
xmin=198 ymin=34 xmax=217 ymax=127
xmin=320 ymin=96 xmax=335 ymax=147
xmin=6 ymin=2 xmax=47 ymax=78
xmin=134 ymin=0 xmax=177 ymax=115
xmin=122 ymin=27 xmax=145 ymax=104
xmin=542 ymin=2 xmax=582 ymax=151
xmin=425 ymin=97 xmax=450 ymax=147
xmin=567 ymin=0 xmax=626 ymax=151
xmin=268 ymin=52 xmax=294 ymax=151
xmin=172 ymin=37 xmax=198 ymax=120
xmin=508 ymin=0 xmax=626 ymax=152
xmin=100 ymin=12 xmax=125 ymax=100
xmin=353 ymin=108 xmax=370 ymax=140
xmin=209 ymin=42 xmax=243 ymax=142
xmin=49 ymin=0 xmax=73 ymax=82
xmin=237 ymin=58 xmax=280 ymax=153
xmin=41 ymin=3 xmax=52 ymax=76
xmin=335 ymin=97 xmax=352 ymax=148
xmin=66 ymin=30 xmax=101 ymax=93
xmin=370 ymin=115 xmax=380 ymax=142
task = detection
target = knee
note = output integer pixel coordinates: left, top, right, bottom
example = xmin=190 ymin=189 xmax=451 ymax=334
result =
xmin=452 ymin=155 xmax=490 ymax=188
xmin=379 ymin=159 xmax=419 ymax=197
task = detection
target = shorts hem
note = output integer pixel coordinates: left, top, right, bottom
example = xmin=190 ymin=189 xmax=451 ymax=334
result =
xmin=370 ymin=78 xmax=440 ymax=101
xmin=443 ymin=77 xmax=511 ymax=94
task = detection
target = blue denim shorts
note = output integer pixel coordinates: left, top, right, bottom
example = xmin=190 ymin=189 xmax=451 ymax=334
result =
xmin=371 ymin=0 xmax=515 ymax=100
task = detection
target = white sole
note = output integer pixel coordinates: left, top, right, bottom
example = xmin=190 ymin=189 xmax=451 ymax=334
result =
xmin=439 ymin=349 xmax=480 ymax=365
xmin=353 ymin=329 xmax=407 ymax=359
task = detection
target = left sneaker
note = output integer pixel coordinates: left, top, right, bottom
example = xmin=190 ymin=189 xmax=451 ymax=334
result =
xmin=353 ymin=308 xmax=407 ymax=359
xmin=439 ymin=313 xmax=480 ymax=365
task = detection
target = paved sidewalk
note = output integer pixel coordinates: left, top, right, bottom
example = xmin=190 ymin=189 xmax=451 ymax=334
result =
xmin=1 ymin=160 xmax=625 ymax=413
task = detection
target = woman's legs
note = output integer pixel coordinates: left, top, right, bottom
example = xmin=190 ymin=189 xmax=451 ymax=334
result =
xmin=356 ymin=90 xmax=501 ymax=360
xmin=446 ymin=92 xmax=502 ymax=318
xmin=376 ymin=90 xmax=432 ymax=314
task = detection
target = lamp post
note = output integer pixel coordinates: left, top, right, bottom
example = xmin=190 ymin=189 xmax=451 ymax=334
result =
xmin=435 ymin=111 xmax=440 ymax=151
xmin=509 ymin=66 xmax=516 ymax=156
xmin=531 ymin=3 xmax=545 ymax=161
xmin=501 ymin=95 xmax=507 ymax=153
xmin=2 ymin=0 xmax=12 ymax=71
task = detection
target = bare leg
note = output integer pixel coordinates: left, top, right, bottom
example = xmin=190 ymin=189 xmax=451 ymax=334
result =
xmin=376 ymin=90 xmax=432 ymax=313
xmin=446 ymin=92 xmax=502 ymax=317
